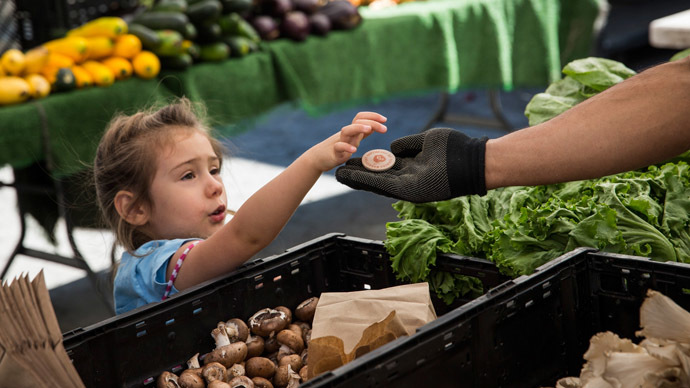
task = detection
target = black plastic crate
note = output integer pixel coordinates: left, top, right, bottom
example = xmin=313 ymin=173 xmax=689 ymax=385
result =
xmin=62 ymin=233 xmax=509 ymax=387
xmin=300 ymin=247 xmax=690 ymax=387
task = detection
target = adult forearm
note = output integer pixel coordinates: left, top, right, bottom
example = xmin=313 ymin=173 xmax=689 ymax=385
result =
xmin=485 ymin=57 xmax=690 ymax=189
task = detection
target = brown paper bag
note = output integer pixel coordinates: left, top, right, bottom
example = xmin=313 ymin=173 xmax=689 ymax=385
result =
xmin=308 ymin=282 xmax=437 ymax=378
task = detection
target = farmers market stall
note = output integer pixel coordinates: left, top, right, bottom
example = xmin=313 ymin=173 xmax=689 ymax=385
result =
xmin=0 ymin=0 xmax=600 ymax=175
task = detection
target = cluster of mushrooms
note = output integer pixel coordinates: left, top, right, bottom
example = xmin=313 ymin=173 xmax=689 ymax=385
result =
xmin=157 ymin=296 xmax=319 ymax=388
xmin=552 ymin=290 xmax=690 ymax=388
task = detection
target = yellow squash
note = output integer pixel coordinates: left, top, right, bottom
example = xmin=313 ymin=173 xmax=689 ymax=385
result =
xmin=101 ymin=57 xmax=133 ymax=80
xmin=0 ymin=76 xmax=32 ymax=105
xmin=1 ymin=49 xmax=26 ymax=76
xmin=113 ymin=34 xmax=142 ymax=59
xmin=45 ymin=52 xmax=75 ymax=69
xmin=81 ymin=60 xmax=114 ymax=86
xmin=24 ymin=74 xmax=51 ymax=99
xmin=44 ymin=37 xmax=89 ymax=63
xmin=132 ymin=51 xmax=160 ymax=79
xmin=70 ymin=65 xmax=93 ymax=88
xmin=23 ymin=46 xmax=50 ymax=75
xmin=67 ymin=17 xmax=128 ymax=39
xmin=85 ymin=36 xmax=115 ymax=60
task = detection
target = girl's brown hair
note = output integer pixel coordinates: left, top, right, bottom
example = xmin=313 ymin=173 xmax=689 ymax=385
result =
xmin=94 ymin=97 xmax=225 ymax=253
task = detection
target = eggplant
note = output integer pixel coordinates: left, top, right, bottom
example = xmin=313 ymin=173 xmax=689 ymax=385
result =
xmin=251 ymin=15 xmax=280 ymax=40
xmin=292 ymin=0 xmax=320 ymax=14
xmin=257 ymin=0 xmax=293 ymax=17
xmin=318 ymin=0 xmax=360 ymax=30
xmin=281 ymin=11 xmax=310 ymax=41
xmin=308 ymin=13 xmax=331 ymax=36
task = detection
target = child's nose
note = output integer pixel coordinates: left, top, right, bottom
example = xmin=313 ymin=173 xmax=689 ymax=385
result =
xmin=206 ymin=175 xmax=223 ymax=197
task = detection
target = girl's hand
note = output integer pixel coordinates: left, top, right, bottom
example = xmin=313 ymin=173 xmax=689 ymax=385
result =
xmin=309 ymin=111 xmax=388 ymax=172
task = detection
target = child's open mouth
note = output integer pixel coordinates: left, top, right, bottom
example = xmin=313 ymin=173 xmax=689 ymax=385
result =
xmin=210 ymin=204 xmax=226 ymax=222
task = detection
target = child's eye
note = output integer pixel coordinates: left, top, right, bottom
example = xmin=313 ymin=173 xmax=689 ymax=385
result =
xmin=210 ymin=166 xmax=220 ymax=175
xmin=181 ymin=172 xmax=195 ymax=180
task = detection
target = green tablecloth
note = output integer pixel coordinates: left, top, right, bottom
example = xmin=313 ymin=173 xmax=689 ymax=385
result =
xmin=0 ymin=0 xmax=599 ymax=176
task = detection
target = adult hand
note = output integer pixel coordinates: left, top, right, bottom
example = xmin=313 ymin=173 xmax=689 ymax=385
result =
xmin=335 ymin=128 xmax=488 ymax=203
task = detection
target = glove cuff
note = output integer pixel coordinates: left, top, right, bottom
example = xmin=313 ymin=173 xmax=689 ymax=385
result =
xmin=447 ymin=133 xmax=488 ymax=197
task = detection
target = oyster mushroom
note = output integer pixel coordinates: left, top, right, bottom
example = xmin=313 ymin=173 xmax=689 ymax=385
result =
xmin=205 ymin=322 xmax=249 ymax=368
xmin=157 ymin=371 xmax=180 ymax=388
xmin=252 ymin=377 xmax=274 ymax=388
xmin=226 ymin=318 xmax=250 ymax=343
xmin=249 ymin=308 xmax=289 ymax=337
xmin=246 ymin=334 xmax=265 ymax=358
xmin=294 ymin=297 xmax=318 ymax=323
xmin=245 ymin=357 xmax=276 ymax=379
xmin=229 ymin=375 xmax=255 ymax=388
xmin=202 ymin=362 xmax=227 ymax=384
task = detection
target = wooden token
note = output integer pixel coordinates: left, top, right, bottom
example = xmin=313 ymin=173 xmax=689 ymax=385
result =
xmin=362 ymin=149 xmax=395 ymax=171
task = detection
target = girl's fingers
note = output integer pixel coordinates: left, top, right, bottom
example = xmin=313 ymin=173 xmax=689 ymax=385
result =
xmin=353 ymin=118 xmax=387 ymax=133
xmin=334 ymin=141 xmax=357 ymax=154
xmin=351 ymin=111 xmax=387 ymax=124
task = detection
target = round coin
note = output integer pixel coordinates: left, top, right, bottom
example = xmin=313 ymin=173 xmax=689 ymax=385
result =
xmin=362 ymin=149 xmax=395 ymax=172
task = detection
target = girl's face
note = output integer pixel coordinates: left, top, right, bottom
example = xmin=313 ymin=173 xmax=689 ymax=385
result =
xmin=145 ymin=130 xmax=227 ymax=240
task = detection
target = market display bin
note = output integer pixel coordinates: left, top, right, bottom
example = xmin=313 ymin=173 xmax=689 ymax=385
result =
xmin=61 ymin=233 xmax=510 ymax=387
xmin=305 ymin=247 xmax=690 ymax=388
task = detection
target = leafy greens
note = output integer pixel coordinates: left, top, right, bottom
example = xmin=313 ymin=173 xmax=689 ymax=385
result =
xmin=386 ymin=57 xmax=690 ymax=304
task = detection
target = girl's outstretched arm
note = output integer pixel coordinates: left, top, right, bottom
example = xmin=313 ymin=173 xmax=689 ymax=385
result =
xmin=174 ymin=112 xmax=387 ymax=289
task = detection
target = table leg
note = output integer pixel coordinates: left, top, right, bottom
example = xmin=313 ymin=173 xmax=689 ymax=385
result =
xmin=423 ymin=90 xmax=514 ymax=132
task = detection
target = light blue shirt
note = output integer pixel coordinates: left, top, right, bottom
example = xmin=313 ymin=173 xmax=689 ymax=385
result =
xmin=113 ymin=238 xmax=198 ymax=314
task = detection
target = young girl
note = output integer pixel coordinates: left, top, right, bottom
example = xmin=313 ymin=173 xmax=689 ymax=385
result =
xmin=93 ymin=97 xmax=387 ymax=314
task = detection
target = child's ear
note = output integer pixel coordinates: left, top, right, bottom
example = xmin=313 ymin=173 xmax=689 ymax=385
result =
xmin=114 ymin=190 xmax=149 ymax=226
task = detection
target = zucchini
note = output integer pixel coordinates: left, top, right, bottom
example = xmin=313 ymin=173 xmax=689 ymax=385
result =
xmin=223 ymin=36 xmax=257 ymax=57
xmin=196 ymin=22 xmax=222 ymax=43
xmin=159 ymin=53 xmax=193 ymax=70
xmin=152 ymin=29 xmax=185 ymax=56
xmin=199 ymin=42 xmax=230 ymax=61
xmin=220 ymin=0 xmax=252 ymax=14
xmin=184 ymin=22 xmax=198 ymax=39
xmin=132 ymin=11 xmax=190 ymax=36
xmin=53 ymin=67 xmax=77 ymax=92
xmin=218 ymin=13 xmax=260 ymax=43
xmin=127 ymin=23 xmax=162 ymax=50
xmin=151 ymin=0 xmax=188 ymax=13
xmin=186 ymin=0 xmax=222 ymax=24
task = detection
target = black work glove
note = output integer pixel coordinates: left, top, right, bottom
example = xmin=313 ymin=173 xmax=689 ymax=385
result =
xmin=335 ymin=128 xmax=488 ymax=203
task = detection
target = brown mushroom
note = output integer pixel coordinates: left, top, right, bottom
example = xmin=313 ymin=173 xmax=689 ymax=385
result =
xmin=157 ymin=371 xmax=180 ymax=388
xmin=208 ymin=381 xmax=231 ymax=388
xmin=299 ymin=349 xmax=308 ymax=366
xmin=179 ymin=369 xmax=204 ymax=388
xmin=274 ymin=306 xmax=292 ymax=324
xmin=228 ymin=363 xmax=246 ymax=378
xmin=248 ymin=308 xmax=289 ymax=337
xmin=277 ymin=329 xmax=304 ymax=354
xmin=246 ymin=334 xmax=265 ymax=358
xmin=245 ymin=357 xmax=277 ymax=379
xmin=294 ymin=297 xmax=318 ymax=323
xmin=264 ymin=335 xmax=280 ymax=354
xmin=202 ymin=362 xmax=227 ymax=384
xmin=276 ymin=345 xmax=295 ymax=363
xmin=273 ymin=365 xmax=300 ymax=388
xmin=299 ymin=366 xmax=308 ymax=383
xmin=287 ymin=324 xmax=302 ymax=338
xmin=226 ymin=318 xmax=250 ymax=343
xmin=205 ymin=324 xmax=249 ymax=368
xmin=228 ymin=375 xmax=255 ymax=388
xmin=252 ymin=377 xmax=274 ymax=388
xmin=303 ymin=329 xmax=311 ymax=345
xmin=279 ymin=354 xmax=302 ymax=373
